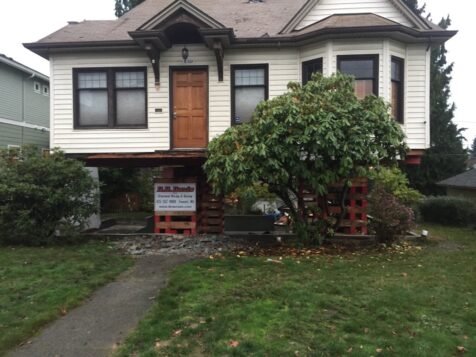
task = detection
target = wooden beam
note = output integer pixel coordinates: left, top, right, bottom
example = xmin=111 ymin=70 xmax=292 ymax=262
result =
xmin=145 ymin=45 xmax=161 ymax=85
xmin=213 ymin=40 xmax=224 ymax=82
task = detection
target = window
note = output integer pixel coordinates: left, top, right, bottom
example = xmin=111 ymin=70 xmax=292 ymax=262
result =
xmin=33 ymin=81 xmax=41 ymax=93
xmin=391 ymin=57 xmax=404 ymax=123
xmin=337 ymin=55 xmax=379 ymax=99
xmin=302 ymin=58 xmax=323 ymax=85
xmin=73 ymin=68 xmax=147 ymax=129
xmin=231 ymin=64 xmax=268 ymax=125
xmin=42 ymin=85 xmax=49 ymax=96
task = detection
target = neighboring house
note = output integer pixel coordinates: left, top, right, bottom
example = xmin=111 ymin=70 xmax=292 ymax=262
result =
xmin=438 ymin=169 xmax=476 ymax=204
xmin=0 ymin=54 xmax=50 ymax=150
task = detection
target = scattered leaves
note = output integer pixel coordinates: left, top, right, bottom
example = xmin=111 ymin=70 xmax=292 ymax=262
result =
xmin=228 ymin=340 xmax=240 ymax=348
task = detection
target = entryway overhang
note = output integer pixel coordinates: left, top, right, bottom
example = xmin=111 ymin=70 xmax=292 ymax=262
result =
xmin=128 ymin=2 xmax=234 ymax=84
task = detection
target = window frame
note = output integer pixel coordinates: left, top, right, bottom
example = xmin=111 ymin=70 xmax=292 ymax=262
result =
xmin=302 ymin=58 xmax=323 ymax=85
xmin=33 ymin=81 xmax=41 ymax=94
xmin=230 ymin=64 xmax=269 ymax=126
xmin=337 ymin=54 xmax=379 ymax=96
xmin=42 ymin=84 xmax=49 ymax=96
xmin=73 ymin=67 xmax=148 ymax=130
xmin=391 ymin=56 xmax=405 ymax=124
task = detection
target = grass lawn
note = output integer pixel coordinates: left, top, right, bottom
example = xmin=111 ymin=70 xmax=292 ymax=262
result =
xmin=0 ymin=241 xmax=133 ymax=355
xmin=117 ymin=225 xmax=475 ymax=356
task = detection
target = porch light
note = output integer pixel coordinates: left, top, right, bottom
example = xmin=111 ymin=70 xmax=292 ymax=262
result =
xmin=181 ymin=47 xmax=189 ymax=63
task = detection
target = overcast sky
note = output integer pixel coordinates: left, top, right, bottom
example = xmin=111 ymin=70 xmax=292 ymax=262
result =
xmin=1 ymin=0 xmax=474 ymax=146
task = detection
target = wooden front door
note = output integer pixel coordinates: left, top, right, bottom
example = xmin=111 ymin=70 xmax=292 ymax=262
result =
xmin=171 ymin=69 xmax=208 ymax=149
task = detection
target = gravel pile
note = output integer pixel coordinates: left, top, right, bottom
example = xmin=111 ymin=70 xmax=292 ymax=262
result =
xmin=112 ymin=235 xmax=249 ymax=257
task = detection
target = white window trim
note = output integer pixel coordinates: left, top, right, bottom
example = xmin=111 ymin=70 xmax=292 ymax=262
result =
xmin=33 ymin=81 xmax=41 ymax=94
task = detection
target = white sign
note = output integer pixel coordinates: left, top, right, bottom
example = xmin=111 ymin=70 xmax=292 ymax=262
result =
xmin=154 ymin=182 xmax=197 ymax=212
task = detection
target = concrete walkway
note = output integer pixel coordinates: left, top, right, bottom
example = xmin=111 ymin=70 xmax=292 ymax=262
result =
xmin=8 ymin=255 xmax=191 ymax=357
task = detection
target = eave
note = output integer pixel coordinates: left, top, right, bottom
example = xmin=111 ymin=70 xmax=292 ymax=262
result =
xmin=24 ymin=26 xmax=457 ymax=59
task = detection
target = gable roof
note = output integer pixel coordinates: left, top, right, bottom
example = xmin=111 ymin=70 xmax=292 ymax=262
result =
xmin=24 ymin=0 xmax=456 ymax=56
xmin=0 ymin=53 xmax=49 ymax=82
xmin=438 ymin=169 xmax=476 ymax=190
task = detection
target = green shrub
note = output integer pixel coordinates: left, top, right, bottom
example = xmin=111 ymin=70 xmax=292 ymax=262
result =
xmin=369 ymin=185 xmax=415 ymax=243
xmin=419 ymin=196 xmax=476 ymax=226
xmin=370 ymin=166 xmax=423 ymax=205
xmin=0 ymin=146 xmax=98 ymax=245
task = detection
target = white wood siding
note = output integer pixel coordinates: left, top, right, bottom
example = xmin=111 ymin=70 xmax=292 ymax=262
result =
xmin=50 ymin=45 xmax=299 ymax=153
xmin=50 ymin=40 xmax=429 ymax=153
xmin=297 ymin=0 xmax=413 ymax=30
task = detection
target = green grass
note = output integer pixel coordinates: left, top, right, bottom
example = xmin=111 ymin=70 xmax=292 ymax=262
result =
xmin=117 ymin=225 xmax=476 ymax=356
xmin=0 ymin=242 xmax=133 ymax=355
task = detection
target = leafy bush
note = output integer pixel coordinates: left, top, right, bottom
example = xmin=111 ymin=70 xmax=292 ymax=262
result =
xmin=370 ymin=166 xmax=423 ymax=205
xmin=419 ymin=196 xmax=476 ymax=226
xmin=0 ymin=146 xmax=98 ymax=245
xmin=369 ymin=186 xmax=414 ymax=243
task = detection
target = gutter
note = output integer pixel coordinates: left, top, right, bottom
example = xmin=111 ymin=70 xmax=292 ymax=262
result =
xmin=0 ymin=55 xmax=49 ymax=82
xmin=0 ymin=117 xmax=50 ymax=132
xmin=23 ymin=26 xmax=457 ymax=57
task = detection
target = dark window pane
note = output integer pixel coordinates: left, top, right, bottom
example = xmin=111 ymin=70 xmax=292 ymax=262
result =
xmin=235 ymin=69 xmax=265 ymax=86
xmin=391 ymin=81 xmax=400 ymax=119
xmin=354 ymin=79 xmax=374 ymax=100
xmin=340 ymin=59 xmax=374 ymax=78
xmin=78 ymin=90 xmax=108 ymax=126
xmin=78 ymin=72 xmax=107 ymax=89
xmin=116 ymin=71 xmax=145 ymax=88
xmin=391 ymin=59 xmax=403 ymax=81
xmin=234 ymin=87 xmax=265 ymax=124
xmin=303 ymin=59 xmax=323 ymax=84
xmin=116 ymin=90 xmax=146 ymax=126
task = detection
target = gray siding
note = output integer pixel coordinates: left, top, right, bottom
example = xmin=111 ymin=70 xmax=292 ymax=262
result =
xmin=0 ymin=122 xmax=22 ymax=147
xmin=0 ymin=62 xmax=23 ymax=121
xmin=0 ymin=122 xmax=49 ymax=149
xmin=23 ymin=76 xmax=50 ymax=127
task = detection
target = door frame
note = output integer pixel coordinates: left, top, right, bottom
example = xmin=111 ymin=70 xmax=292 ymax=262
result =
xmin=169 ymin=66 xmax=209 ymax=150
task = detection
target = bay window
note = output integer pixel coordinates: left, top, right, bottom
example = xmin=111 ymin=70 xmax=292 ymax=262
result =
xmin=337 ymin=55 xmax=379 ymax=99
xmin=391 ymin=56 xmax=404 ymax=123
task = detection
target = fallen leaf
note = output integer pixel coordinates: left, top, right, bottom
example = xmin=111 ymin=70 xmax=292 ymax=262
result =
xmin=401 ymin=272 xmax=408 ymax=277
xmin=376 ymin=348 xmax=383 ymax=353
xmin=457 ymin=346 xmax=467 ymax=353
xmin=347 ymin=347 xmax=353 ymax=353
xmin=228 ymin=340 xmax=240 ymax=348
xmin=364 ymin=327 xmax=369 ymax=334
xmin=173 ymin=329 xmax=182 ymax=337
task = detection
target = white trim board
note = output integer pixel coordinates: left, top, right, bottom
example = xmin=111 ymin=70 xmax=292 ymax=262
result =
xmin=0 ymin=117 xmax=50 ymax=132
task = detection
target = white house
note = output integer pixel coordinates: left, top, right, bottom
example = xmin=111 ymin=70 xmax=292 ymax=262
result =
xmin=24 ymin=0 xmax=456 ymax=233
xmin=25 ymin=0 xmax=455 ymax=161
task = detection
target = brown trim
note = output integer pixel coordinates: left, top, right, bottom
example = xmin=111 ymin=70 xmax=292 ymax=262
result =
xmin=24 ymin=27 xmax=457 ymax=59
xmin=302 ymin=57 xmax=323 ymax=85
xmin=73 ymin=67 xmax=148 ymax=130
xmin=230 ymin=64 xmax=269 ymax=126
xmin=337 ymin=54 xmax=379 ymax=96
xmin=168 ymin=66 xmax=209 ymax=150
xmin=391 ymin=56 xmax=405 ymax=124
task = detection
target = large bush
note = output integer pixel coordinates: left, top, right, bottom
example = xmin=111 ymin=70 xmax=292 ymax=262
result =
xmin=370 ymin=166 xmax=423 ymax=205
xmin=205 ymin=73 xmax=407 ymax=243
xmin=369 ymin=186 xmax=414 ymax=243
xmin=419 ymin=196 xmax=476 ymax=226
xmin=0 ymin=146 xmax=98 ymax=244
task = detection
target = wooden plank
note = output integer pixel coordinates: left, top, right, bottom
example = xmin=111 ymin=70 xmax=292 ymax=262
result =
xmin=155 ymin=211 xmax=197 ymax=216
xmin=156 ymin=222 xmax=197 ymax=229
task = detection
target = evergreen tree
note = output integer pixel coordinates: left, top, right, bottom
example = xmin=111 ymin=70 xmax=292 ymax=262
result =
xmin=402 ymin=0 xmax=426 ymax=15
xmin=404 ymin=16 xmax=467 ymax=195
xmin=115 ymin=0 xmax=144 ymax=17
xmin=471 ymin=137 xmax=476 ymax=156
